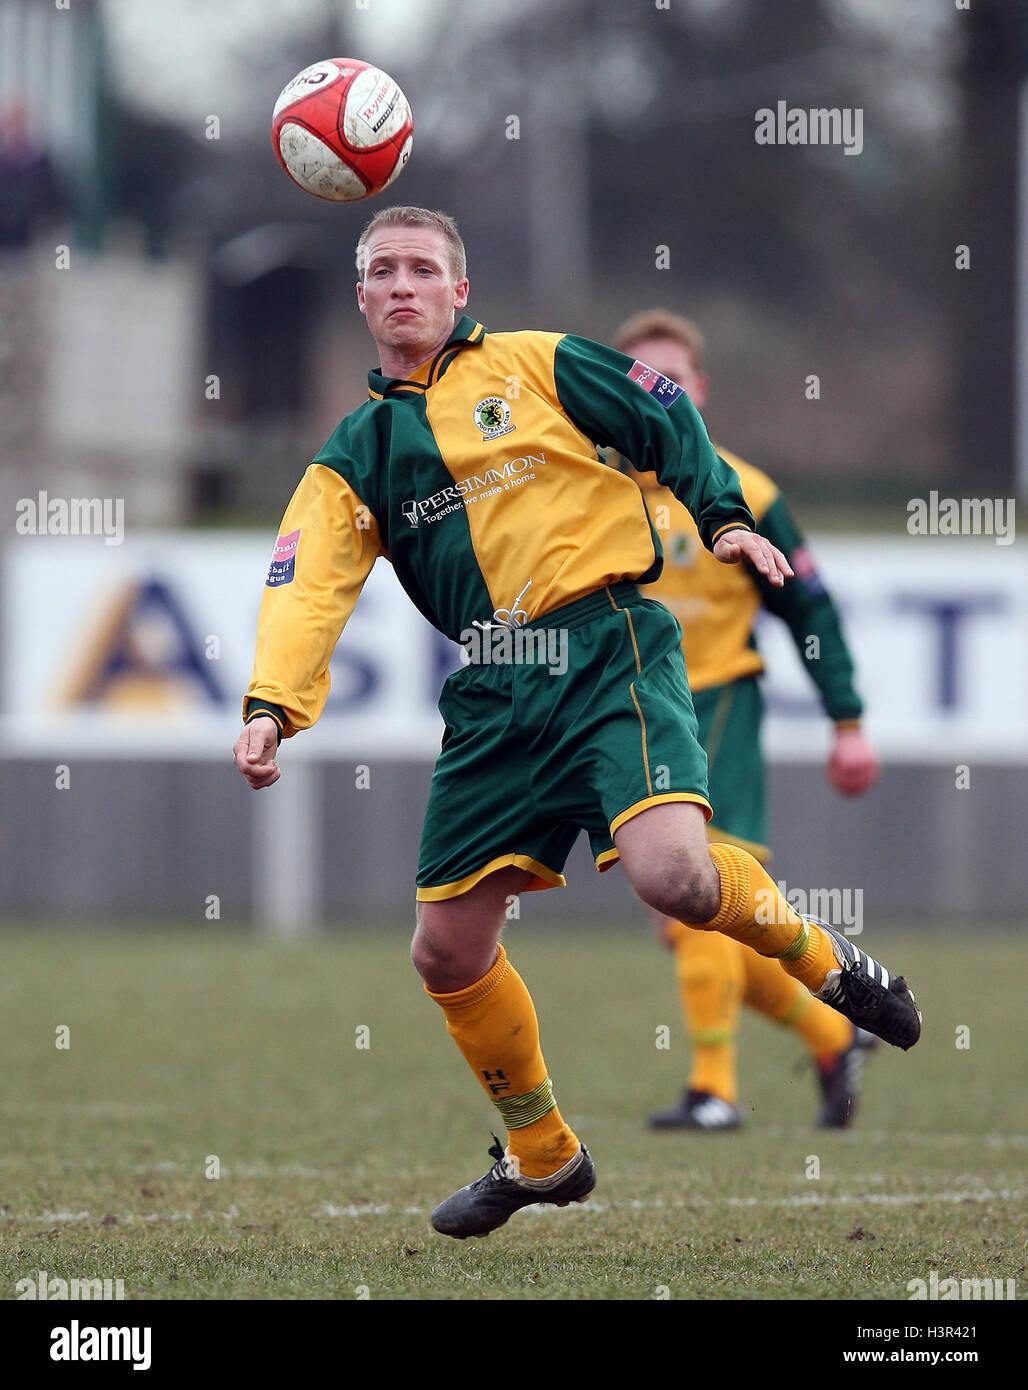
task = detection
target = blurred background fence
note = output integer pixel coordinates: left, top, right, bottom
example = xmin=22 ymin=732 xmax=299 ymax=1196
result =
xmin=1 ymin=0 xmax=1026 ymax=928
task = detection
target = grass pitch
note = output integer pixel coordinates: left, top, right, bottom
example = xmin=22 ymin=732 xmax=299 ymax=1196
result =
xmin=0 ymin=922 xmax=1024 ymax=1301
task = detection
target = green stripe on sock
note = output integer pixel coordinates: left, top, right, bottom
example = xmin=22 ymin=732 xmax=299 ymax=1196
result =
xmin=494 ymin=1076 xmax=556 ymax=1130
xmin=690 ymin=1029 xmax=736 ymax=1045
xmin=776 ymin=921 xmax=810 ymax=962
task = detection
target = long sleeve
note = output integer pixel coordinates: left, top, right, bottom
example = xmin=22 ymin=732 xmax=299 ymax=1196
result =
xmin=753 ymin=494 xmax=863 ymax=723
xmin=243 ymin=462 xmax=382 ymax=737
xmin=552 ymin=335 xmax=755 ymax=550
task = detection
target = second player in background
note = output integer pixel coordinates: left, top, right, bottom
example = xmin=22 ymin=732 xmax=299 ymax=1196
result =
xmin=613 ymin=308 xmax=880 ymax=1131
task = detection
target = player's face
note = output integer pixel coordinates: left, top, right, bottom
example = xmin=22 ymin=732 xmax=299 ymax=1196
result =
xmin=357 ymin=227 xmax=469 ymax=361
xmin=625 ymin=335 xmax=708 ymax=409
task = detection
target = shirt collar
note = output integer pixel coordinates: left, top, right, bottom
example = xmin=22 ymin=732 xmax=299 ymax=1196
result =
xmin=367 ymin=316 xmax=486 ymax=399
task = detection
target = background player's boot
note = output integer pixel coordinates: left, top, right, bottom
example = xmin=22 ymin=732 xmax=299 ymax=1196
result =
xmin=812 ymin=923 xmax=921 ymax=1050
xmin=817 ymin=1027 xmax=876 ymax=1128
xmin=648 ymin=1089 xmax=742 ymax=1130
xmin=431 ymin=1137 xmax=595 ymax=1239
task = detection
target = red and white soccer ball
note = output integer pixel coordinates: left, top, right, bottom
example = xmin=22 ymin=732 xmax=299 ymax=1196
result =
xmin=271 ymin=58 xmax=414 ymax=202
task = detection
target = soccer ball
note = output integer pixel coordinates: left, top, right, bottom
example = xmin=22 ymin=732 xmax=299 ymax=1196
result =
xmin=271 ymin=58 xmax=414 ymax=202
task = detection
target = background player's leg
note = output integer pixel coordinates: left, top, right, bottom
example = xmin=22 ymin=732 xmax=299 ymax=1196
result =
xmin=646 ymin=918 xmax=747 ymax=1128
xmin=741 ymin=952 xmax=875 ymax=1127
xmin=657 ymin=917 xmax=745 ymax=1110
xmin=413 ymin=867 xmax=580 ymax=1178
xmin=742 ymin=948 xmax=851 ymax=1058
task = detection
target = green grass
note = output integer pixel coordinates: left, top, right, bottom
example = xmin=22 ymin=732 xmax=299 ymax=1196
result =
xmin=0 ymin=923 xmax=1024 ymax=1301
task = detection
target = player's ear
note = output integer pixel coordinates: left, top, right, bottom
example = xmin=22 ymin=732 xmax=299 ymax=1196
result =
xmin=454 ymin=277 xmax=469 ymax=310
xmin=356 ymin=280 xmax=366 ymax=313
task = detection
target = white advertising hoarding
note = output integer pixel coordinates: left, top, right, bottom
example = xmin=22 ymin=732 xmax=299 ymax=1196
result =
xmin=757 ymin=538 xmax=1028 ymax=761
xmin=2 ymin=533 xmax=1026 ymax=761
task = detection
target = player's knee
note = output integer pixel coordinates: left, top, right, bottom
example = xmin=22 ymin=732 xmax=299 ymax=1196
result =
xmin=673 ymin=876 xmax=722 ymax=925
xmin=411 ymin=917 xmax=469 ymax=991
xmin=410 ymin=921 xmax=443 ymax=982
xmin=638 ymin=864 xmax=721 ymax=925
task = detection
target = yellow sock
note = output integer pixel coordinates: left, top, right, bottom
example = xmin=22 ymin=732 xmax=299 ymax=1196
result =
xmin=426 ymin=944 xmax=579 ymax=1178
xmin=696 ymin=843 xmax=839 ymax=993
xmin=667 ymin=921 xmax=743 ymax=1104
xmin=742 ymin=948 xmax=853 ymax=1058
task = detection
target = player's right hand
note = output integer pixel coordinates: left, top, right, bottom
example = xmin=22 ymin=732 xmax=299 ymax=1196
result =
xmin=827 ymin=726 xmax=879 ymax=797
xmin=712 ymin=529 xmax=793 ymax=587
xmin=233 ymin=717 xmax=282 ymax=789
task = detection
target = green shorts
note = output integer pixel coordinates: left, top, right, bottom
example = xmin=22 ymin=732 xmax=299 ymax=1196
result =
xmin=416 ymin=583 xmax=712 ymax=900
xmin=692 ymin=676 xmax=769 ymax=862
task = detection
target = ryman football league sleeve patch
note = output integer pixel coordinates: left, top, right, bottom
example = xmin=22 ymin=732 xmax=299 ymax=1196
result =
xmin=627 ymin=359 xmax=684 ymax=408
xmin=267 ymin=528 xmax=300 ymax=587
xmin=789 ymin=543 xmax=826 ymax=597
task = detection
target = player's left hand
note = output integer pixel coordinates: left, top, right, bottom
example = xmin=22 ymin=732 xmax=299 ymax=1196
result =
xmin=827 ymin=726 xmax=880 ymax=797
xmin=713 ymin=529 xmax=793 ymax=587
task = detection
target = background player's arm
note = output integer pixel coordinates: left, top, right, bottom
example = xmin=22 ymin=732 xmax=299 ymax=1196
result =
xmin=234 ymin=462 xmax=381 ymax=787
xmin=752 ymin=493 xmax=878 ymax=796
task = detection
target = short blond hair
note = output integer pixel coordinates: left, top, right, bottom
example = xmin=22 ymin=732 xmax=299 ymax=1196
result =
xmin=613 ymin=308 xmax=705 ymax=369
xmin=355 ymin=206 xmax=467 ymax=282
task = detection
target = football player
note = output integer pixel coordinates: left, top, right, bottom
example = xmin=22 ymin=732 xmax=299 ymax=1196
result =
xmin=234 ymin=208 xmax=920 ymax=1238
xmin=613 ymin=308 xmax=880 ymax=1130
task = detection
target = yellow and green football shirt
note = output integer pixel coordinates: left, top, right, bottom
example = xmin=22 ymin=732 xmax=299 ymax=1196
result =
xmin=244 ymin=316 xmax=756 ymax=737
